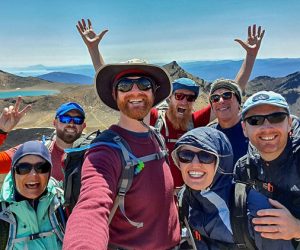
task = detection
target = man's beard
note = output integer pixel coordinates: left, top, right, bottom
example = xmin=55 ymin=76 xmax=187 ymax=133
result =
xmin=167 ymin=104 xmax=192 ymax=131
xmin=117 ymin=93 xmax=154 ymax=120
xmin=56 ymin=127 xmax=81 ymax=144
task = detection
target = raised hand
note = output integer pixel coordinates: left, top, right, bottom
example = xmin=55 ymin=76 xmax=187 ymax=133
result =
xmin=252 ymin=198 xmax=300 ymax=240
xmin=235 ymin=24 xmax=265 ymax=56
xmin=0 ymin=96 xmax=32 ymax=133
xmin=76 ymin=19 xmax=108 ymax=50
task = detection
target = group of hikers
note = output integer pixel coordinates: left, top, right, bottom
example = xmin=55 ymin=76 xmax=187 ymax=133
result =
xmin=0 ymin=19 xmax=299 ymax=250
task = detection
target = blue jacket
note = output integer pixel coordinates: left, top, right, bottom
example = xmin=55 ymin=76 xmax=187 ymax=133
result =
xmin=174 ymin=127 xmax=294 ymax=250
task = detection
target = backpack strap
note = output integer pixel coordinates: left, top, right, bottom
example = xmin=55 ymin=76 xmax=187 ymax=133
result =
xmin=241 ymin=156 xmax=275 ymax=199
xmin=48 ymin=195 xmax=66 ymax=243
xmin=177 ymin=186 xmax=197 ymax=250
xmin=230 ymin=182 xmax=256 ymax=250
xmin=91 ymin=129 xmax=167 ymax=228
xmin=108 ymin=134 xmax=143 ymax=228
xmin=154 ymin=109 xmax=168 ymax=134
xmin=154 ymin=109 xmax=178 ymax=143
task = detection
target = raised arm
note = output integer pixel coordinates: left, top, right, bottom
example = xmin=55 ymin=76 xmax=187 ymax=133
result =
xmin=0 ymin=96 xmax=31 ymax=133
xmin=76 ymin=18 xmax=108 ymax=72
xmin=234 ymin=24 xmax=265 ymax=93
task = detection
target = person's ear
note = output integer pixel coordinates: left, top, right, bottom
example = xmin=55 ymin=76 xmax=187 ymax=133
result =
xmin=241 ymin=121 xmax=249 ymax=138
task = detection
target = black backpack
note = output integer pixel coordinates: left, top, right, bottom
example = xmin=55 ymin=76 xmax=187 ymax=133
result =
xmin=178 ymin=183 xmax=256 ymax=250
xmin=63 ymin=127 xmax=168 ymax=227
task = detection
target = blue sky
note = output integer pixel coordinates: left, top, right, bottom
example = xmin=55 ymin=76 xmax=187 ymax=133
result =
xmin=1 ymin=0 xmax=300 ymax=67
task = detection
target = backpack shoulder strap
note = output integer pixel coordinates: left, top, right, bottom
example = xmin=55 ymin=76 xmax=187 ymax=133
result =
xmin=48 ymin=195 xmax=66 ymax=243
xmin=154 ymin=108 xmax=168 ymax=135
xmin=230 ymin=182 xmax=256 ymax=250
xmin=42 ymin=131 xmax=56 ymax=149
xmin=0 ymin=202 xmax=17 ymax=250
xmin=93 ymin=130 xmax=144 ymax=228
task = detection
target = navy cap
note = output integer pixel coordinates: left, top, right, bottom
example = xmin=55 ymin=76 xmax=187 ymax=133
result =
xmin=172 ymin=78 xmax=200 ymax=97
xmin=12 ymin=141 xmax=52 ymax=168
xmin=242 ymin=91 xmax=290 ymax=118
xmin=55 ymin=102 xmax=85 ymax=118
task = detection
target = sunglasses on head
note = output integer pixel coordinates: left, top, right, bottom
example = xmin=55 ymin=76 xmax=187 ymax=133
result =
xmin=115 ymin=76 xmax=156 ymax=92
xmin=58 ymin=115 xmax=84 ymax=125
xmin=210 ymin=91 xmax=234 ymax=103
xmin=14 ymin=162 xmax=51 ymax=175
xmin=177 ymin=150 xmax=217 ymax=165
xmin=174 ymin=93 xmax=197 ymax=102
xmin=244 ymin=112 xmax=289 ymax=126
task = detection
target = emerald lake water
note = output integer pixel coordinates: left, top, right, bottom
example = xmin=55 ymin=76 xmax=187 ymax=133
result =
xmin=0 ymin=90 xmax=60 ymax=99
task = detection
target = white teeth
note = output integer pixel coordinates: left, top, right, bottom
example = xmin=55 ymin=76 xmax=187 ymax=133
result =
xmin=261 ymin=136 xmax=275 ymax=141
xmin=129 ymin=100 xmax=142 ymax=104
xmin=27 ymin=182 xmax=39 ymax=185
xmin=188 ymin=171 xmax=204 ymax=178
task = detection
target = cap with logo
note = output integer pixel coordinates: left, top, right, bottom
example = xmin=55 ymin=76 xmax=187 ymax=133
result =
xmin=242 ymin=91 xmax=290 ymax=118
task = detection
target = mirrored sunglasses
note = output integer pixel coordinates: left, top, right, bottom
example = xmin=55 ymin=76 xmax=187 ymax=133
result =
xmin=14 ymin=162 xmax=51 ymax=175
xmin=116 ymin=76 xmax=156 ymax=92
xmin=210 ymin=91 xmax=234 ymax=103
xmin=244 ymin=112 xmax=289 ymax=126
xmin=58 ymin=115 xmax=84 ymax=125
xmin=177 ymin=150 xmax=217 ymax=165
xmin=174 ymin=93 xmax=197 ymax=102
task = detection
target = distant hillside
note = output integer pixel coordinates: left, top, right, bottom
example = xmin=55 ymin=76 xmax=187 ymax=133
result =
xmin=180 ymin=58 xmax=300 ymax=82
xmin=6 ymin=58 xmax=300 ymax=83
xmin=247 ymin=72 xmax=300 ymax=116
xmin=37 ymin=72 xmax=93 ymax=85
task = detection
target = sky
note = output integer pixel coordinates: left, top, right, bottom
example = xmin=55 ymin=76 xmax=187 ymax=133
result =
xmin=1 ymin=0 xmax=300 ymax=67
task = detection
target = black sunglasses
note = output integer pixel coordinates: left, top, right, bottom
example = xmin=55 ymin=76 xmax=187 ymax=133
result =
xmin=116 ymin=76 xmax=156 ymax=92
xmin=14 ymin=162 xmax=51 ymax=175
xmin=174 ymin=93 xmax=197 ymax=102
xmin=58 ymin=115 xmax=84 ymax=125
xmin=210 ymin=91 xmax=234 ymax=103
xmin=177 ymin=150 xmax=217 ymax=165
xmin=244 ymin=112 xmax=289 ymax=126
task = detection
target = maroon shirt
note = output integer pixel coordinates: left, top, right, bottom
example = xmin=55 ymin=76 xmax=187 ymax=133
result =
xmin=63 ymin=125 xmax=180 ymax=250
xmin=150 ymin=105 xmax=211 ymax=187
xmin=48 ymin=141 xmax=65 ymax=181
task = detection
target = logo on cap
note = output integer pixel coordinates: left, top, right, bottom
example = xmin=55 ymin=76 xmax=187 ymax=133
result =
xmin=252 ymin=93 xmax=269 ymax=102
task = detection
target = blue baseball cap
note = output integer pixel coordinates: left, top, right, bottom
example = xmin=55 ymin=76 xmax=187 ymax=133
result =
xmin=242 ymin=91 xmax=290 ymax=118
xmin=172 ymin=78 xmax=200 ymax=97
xmin=55 ymin=102 xmax=85 ymax=118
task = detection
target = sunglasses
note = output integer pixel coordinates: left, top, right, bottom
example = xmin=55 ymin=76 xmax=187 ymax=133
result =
xmin=58 ymin=115 xmax=85 ymax=125
xmin=244 ymin=112 xmax=289 ymax=126
xmin=14 ymin=162 xmax=51 ymax=175
xmin=210 ymin=91 xmax=234 ymax=103
xmin=177 ymin=150 xmax=217 ymax=165
xmin=174 ymin=93 xmax=197 ymax=102
xmin=116 ymin=77 xmax=156 ymax=92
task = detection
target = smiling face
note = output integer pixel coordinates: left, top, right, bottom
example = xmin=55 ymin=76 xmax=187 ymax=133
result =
xmin=116 ymin=77 xmax=154 ymax=120
xmin=210 ymin=88 xmax=241 ymax=127
xmin=14 ymin=155 xmax=50 ymax=199
xmin=167 ymin=89 xmax=195 ymax=130
xmin=177 ymin=145 xmax=216 ymax=190
xmin=242 ymin=104 xmax=292 ymax=161
xmin=53 ymin=110 xmax=86 ymax=145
